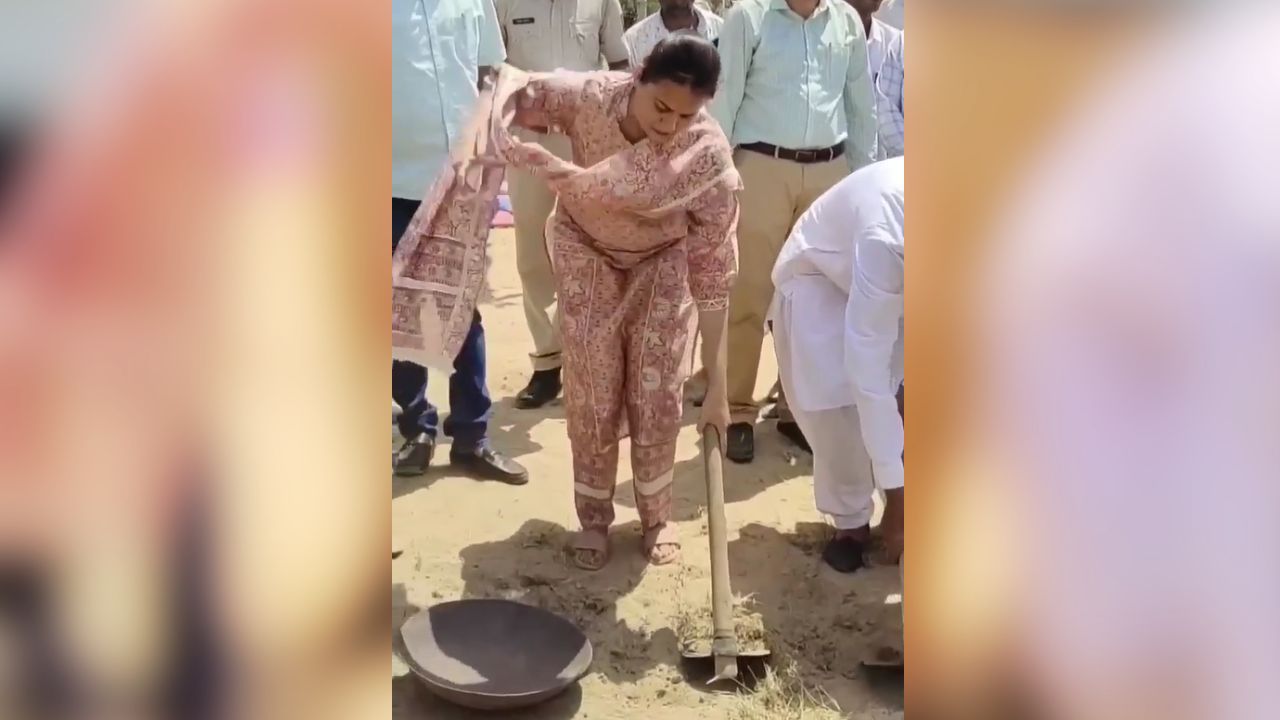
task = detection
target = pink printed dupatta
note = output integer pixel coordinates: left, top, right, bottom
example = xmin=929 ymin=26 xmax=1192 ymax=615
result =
xmin=391 ymin=81 xmax=505 ymax=370
xmin=392 ymin=65 xmax=739 ymax=367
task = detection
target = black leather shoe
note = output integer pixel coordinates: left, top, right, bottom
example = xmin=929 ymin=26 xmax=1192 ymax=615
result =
xmin=515 ymin=368 xmax=562 ymax=409
xmin=777 ymin=421 xmax=811 ymax=453
xmin=451 ymin=445 xmax=529 ymax=485
xmin=394 ymin=434 xmax=435 ymax=477
xmin=726 ymin=423 xmax=754 ymax=464
xmin=822 ymin=535 xmax=867 ymax=574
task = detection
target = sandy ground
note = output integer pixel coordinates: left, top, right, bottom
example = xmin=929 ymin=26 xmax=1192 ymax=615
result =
xmin=392 ymin=228 xmax=903 ymax=719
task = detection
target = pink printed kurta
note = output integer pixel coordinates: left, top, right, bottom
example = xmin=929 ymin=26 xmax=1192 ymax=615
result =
xmin=498 ymin=69 xmax=740 ymax=532
xmin=392 ymin=67 xmax=739 ymax=533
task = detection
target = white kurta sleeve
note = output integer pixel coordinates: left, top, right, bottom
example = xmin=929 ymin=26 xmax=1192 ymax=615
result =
xmin=845 ymin=229 xmax=905 ymax=490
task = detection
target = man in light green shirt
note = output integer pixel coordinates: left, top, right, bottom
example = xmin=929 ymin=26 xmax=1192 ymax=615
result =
xmin=710 ymin=0 xmax=877 ymax=463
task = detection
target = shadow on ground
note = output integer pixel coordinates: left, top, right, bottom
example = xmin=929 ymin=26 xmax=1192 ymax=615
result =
xmin=457 ymin=519 xmax=681 ymax=687
xmin=725 ymin=522 xmax=904 ymax=716
xmin=614 ymin=418 xmax=813 ymax=522
xmin=485 ymin=399 xmax=565 ymax=460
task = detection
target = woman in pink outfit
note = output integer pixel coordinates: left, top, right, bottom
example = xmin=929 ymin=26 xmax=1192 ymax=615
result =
xmin=393 ymin=36 xmax=737 ymax=570
xmin=498 ymin=36 xmax=738 ymax=570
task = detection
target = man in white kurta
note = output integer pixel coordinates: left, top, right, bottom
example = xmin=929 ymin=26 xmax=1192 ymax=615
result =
xmin=769 ymin=156 xmax=904 ymax=572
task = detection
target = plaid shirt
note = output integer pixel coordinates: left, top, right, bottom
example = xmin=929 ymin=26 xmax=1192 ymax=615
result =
xmin=876 ymin=31 xmax=904 ymax=158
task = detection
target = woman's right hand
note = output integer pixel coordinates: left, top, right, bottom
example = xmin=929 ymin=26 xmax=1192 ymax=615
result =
xmin=698 ymin=384 xmax=730 ymax=453
xmin=513 ymin=86 xmax=551 ymax=134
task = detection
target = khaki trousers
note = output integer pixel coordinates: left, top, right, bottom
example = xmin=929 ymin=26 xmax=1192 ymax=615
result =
xmin=727 ymin=150 xmax=849 ymax=423
xmin=509 ymin=131 xmax=573 ymax=372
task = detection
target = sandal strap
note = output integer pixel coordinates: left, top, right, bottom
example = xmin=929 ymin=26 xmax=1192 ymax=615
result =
xmin=643 ymin=523 xmax=680 ymax=550
xmin=572 ymin=529 xmax=609 ymax=553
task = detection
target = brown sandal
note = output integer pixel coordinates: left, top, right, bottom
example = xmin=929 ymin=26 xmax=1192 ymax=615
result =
xmin=643 ymin=523 xmax=681 ymax=566
xmin=570 ymin=529 xmax=610 ymax=571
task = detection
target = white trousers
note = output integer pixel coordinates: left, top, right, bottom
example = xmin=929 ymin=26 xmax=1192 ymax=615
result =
xmin=789 ymin=404 xmax=877 ymax=529
xmin=772 ymin=288 xmax=877 ymax=529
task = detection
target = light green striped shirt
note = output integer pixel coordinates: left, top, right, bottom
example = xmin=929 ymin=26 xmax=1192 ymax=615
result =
xmin=710 ymin=0 xmax=877 ymax=170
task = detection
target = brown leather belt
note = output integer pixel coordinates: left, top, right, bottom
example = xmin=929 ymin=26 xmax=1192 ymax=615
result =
xmin=740 ymin=141 xmax=845 ymax=164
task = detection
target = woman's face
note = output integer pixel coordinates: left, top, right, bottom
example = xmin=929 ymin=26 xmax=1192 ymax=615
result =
xmin=629 ymin=80 xmax=709 ymax=145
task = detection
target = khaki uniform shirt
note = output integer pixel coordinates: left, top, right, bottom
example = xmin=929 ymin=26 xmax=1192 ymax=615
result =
xmin=496 ymin=0 xmax=630 ymax=72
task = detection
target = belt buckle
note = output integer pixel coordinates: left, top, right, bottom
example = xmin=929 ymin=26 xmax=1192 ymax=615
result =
xmin=794 ymin=149 xmax=817 ymax=163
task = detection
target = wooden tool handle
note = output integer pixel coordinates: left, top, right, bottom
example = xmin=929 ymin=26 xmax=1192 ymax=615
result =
xmin=703 ymin=427 xmax=737 ymax=667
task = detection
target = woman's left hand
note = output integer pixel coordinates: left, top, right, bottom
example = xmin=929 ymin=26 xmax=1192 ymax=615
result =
xmin=698 ymin=385 xmax=730 ymax=452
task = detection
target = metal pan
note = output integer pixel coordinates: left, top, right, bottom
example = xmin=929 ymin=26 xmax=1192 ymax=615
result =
xmin=399 ymin=599 xmax=593 ymax=711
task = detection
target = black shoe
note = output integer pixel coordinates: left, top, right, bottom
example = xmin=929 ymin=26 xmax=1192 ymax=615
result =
xmin=515 ymin=368 xmax=562 ymax=409
xmin=394 ymin=434 xmax=435 ymax=476
xmin=777 ymin=421 xmax=811 ymax=453
xmin=821 ymin=535 xmax=867 ymax=574
xmin=726 ymin=423 xmax=754 ymax=464
xmin=451 ymin=445 xmax=529 ymax=485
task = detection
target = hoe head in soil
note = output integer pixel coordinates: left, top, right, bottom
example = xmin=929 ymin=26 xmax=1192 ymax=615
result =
xmin=680 ymin=637 xmax=773 ymax=688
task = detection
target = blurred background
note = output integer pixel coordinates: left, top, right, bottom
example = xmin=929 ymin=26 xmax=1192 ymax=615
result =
xmin=909 ymin=1 xmax=1280 ymax=719
xmin=0 ymin=0 xmax=387 ymax=718
xmin=618 ymin=0 xmax=901 ymax=27
xmin=1 ymin=0 xmax=1277 ymax=718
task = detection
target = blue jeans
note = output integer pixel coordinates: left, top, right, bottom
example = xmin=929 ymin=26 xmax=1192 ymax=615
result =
xmin=392 ymin=197 xmax=491 ymax=450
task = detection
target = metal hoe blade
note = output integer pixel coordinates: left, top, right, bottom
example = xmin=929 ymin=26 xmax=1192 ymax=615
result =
xmin=711 ymin=638 xmax=739 ymax=684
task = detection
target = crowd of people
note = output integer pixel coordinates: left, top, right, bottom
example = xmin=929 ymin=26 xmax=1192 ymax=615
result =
xmin=392 ymin=0 xmax=905 ymax=572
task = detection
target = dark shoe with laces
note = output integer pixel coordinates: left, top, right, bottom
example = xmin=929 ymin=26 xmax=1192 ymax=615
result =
xmin=725 ymin=423 xmax=754 ymax=464
xmin=451 ymin=445 xmax=529 ymax=485
xmin=515 ymin=368 xmax=562 ymax=409
xmin=777 ymin=421 xmax=811 ymax=453
xmin=393 ymin=434 xmax=435 ymax=477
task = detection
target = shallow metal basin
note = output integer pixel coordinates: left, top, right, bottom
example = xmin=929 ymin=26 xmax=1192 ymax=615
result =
xmin=399 ymin=599 xmax=593 ymax=711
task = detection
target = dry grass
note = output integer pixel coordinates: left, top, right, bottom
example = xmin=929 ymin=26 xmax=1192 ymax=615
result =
xmin=674 ymin=589 xmax=849 ymax=718
xmin=674 ymin=592 xmax=770 ymax=655
xmin=727 ymin=660 xmax=845 ymax=720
